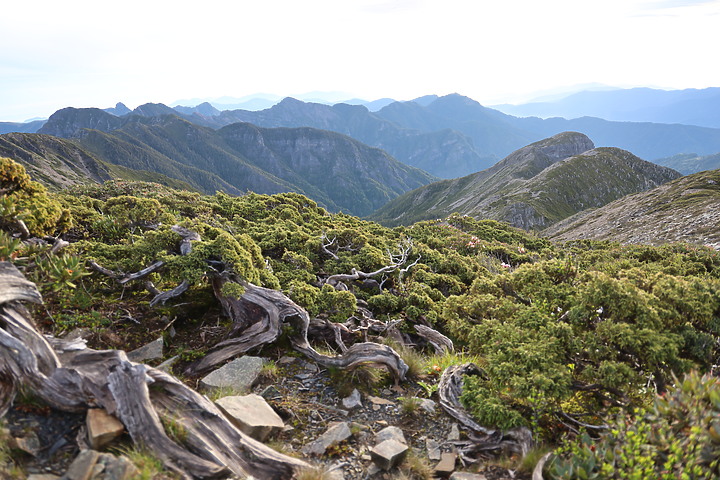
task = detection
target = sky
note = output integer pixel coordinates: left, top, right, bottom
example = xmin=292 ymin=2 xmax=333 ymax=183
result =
xmin=1 ymin=0 xmax=719 ymax=122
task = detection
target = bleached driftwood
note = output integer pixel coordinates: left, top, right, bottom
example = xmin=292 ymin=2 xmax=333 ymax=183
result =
xmin=414 ymin=324 xmax=454 ymax=354
xmin=0 ymin=262 xmax=308 ymax=479
xmin=437 ymin=363 xmax=533 ymax=461
xmin=185 ymin=275 xmax=409 ymax=382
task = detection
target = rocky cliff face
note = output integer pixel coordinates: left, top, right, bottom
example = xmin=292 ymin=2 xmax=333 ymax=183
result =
xmin=210 ymin=97 xmax=496 ymax=179
xmin=369 ymin=132 xmax=681 ymax=229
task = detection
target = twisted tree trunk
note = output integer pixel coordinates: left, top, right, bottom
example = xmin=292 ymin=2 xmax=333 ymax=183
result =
xmin=185 ymin=275 xmax=409 ymax=382
xmin=0 ymin=262 xmax=308 ymax=479
xmin=437 ymin=363 xmax=534 ymax=461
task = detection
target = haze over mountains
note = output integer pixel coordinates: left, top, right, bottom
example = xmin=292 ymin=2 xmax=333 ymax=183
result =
xmin=493 ymin=87 xmax=720 ymax=128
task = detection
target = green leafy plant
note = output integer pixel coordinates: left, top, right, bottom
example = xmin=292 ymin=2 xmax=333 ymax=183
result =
xmin=546 ymin=371 xmax=720 ymax=479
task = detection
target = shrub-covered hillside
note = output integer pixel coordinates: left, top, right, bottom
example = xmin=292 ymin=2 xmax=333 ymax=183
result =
xmin=2 ymin=156 xmax=720 ymax=478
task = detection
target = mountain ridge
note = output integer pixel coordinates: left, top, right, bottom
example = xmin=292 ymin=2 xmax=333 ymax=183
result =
xmin=544 ymin=168 xmax=720 ymax=248
xmin=369 ymin=132 xmax=681 ymax=229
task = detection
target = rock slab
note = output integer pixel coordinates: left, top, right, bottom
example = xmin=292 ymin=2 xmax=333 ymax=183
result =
xmin=62 ymin=450 xmax=138 ymax=480
xmin=435 ymin=451 xmax=457 ymax=476
xmin=200 ymin=356 xmax=265 ymax=392
xmin=449 ymin=473 xmax=488 ymax=480
xmin=370 ymin=439 xmax=408 ymax=471
xmin=375 ymin=426 xmax=406 ymax=445
xmin=86 ymin=408 xmax=125 ymax=450
xmin=126 ymin=337 xmax=163 ymax=363
xmin=215 ymin=394 xmax=284 ymax=441
xmin=301 ymin=422 xmax=352 ymax=456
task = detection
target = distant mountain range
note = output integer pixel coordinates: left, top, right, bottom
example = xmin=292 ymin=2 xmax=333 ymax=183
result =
xmin=10 ymin=113 xmax=435 ymax=217
xmin=654 ymin=152 xmax=720 ymax=175
xmin=369 ymin=132 xmax=681 ymax=230
xmin=1 ymin=90 xmax=717 ymax=180
xmin=493 ymin=87 xmax=720 ymax=129
xmin=544 ymin=168 xmax=720 ymax=249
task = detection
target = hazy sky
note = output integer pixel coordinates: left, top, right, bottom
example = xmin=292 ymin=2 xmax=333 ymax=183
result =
xmin=2 ymin=0 xmax=719 ymax=121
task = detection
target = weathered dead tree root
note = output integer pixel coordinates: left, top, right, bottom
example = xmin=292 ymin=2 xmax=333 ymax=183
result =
xmin=0 ymin=262 xmax=308 ymax=479
xmin=438 ymin=363 xmax=534 ymax=462
xmin=185 ymin=275 xmax=409 ymax=382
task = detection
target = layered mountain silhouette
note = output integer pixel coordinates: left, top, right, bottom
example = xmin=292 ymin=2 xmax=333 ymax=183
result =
xmin=19 ymin=114 xmax=436 ymax=217
xmin=545 ymin=168 xmax=720 ymax=248
xmin=33 ymin=93 xmax=720 ymax=180
xmin=493 ymin=87 xmax=720 ymax=128
xmin=369 ymin=132 xmax=681 ymax=229
xmin=654 ymin=152 xmax=720 ymax=175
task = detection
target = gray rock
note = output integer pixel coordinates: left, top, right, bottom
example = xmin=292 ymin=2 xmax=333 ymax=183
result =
xmin=215 ymin=394 xmax=284 ymax=441
xmin=301 ymin=422 xmax=352 ymax=456
xmin=370 ymin=439 xmax=408 ymax=471
xmin=200 ymin=356 xmax=265 ymax=392
xmin=260 ymin=385 xmax=282 ymax=400
xmin=61 ymin=450 xmax=139 ymax=480
xmin=375 ymin=426 xmax=406 ymax=445
xmin=447 ymin=423 xmax=460 ymax=441
xmin=155 ymin=355 xmax=179 ymax=373
xmin=13 ymin=432 xmax=41 ymax=456
xmin=426 ymin=438 xmax=441 ymax=461
xmin=342 ymin=389 xmax=363 ymax=410
xmin=449 ymin=473 xmax=488 ymax=480
xmin=62 ymin=449 xmax=101 ymax=480
xmin=420 ymin=398 xmax=436 ymax=413
xmin=28 ymin=475 xmax=61 ymax=480
xmin=434 ymin=451 xmax=457 ymax=476
xmin=127 ymin=337 xmax=163 ymax=363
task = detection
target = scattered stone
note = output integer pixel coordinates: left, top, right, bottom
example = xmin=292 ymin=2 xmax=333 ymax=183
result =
xmin=126 ymin=337 xmax=163 ymax=363
xmin=62 ymin=450 xmax=139 ymax=480
xmin=86 ymin=408 xmax=125 ymax=450
xmin=434 ymin=452 xmax=457 ymax=476
xmin=367 ymin=395 xmax=395 ymax=406
xmin=199 ymin=356 xmax=265 ymax=392
xmin=94 ymin=452 xmax=139 ymax=479
xmin=390 ymin=385 xmax=405 ymax=394
xmin=370 ymin=439 xmax=408 ymax=471
xmin=301 ymin=422 xmax=352 ymax=456
xmin=27 ymin=475 xmax=60 ymax=480
xmin=155 ymin=355 xmax=179 ymax=373
xmin=448 ymin=423 xmax=460 ymax=441
xmin=420 ymin=398 xmax=436 ymax=414
xmin=449 ymin=473 xmax=488 ymax=480
xmin=426 ymin=438 xmax=442 ymax=461
xmin=260 ymin=384 xmax=282 ymax=400
xmin=13 ymin=432 xmax=41 ymax=456
xmin=63 ymin=449 xmax=101 ymax=480
xmin=215 ymin=394 xmax=284 ymax=441
xmin=342 ymin=389 xmax=363 ymax=410
xmin=375 ymin=426 xmax=406 ymax=445
xmin=326 ymin=462 xmax=346 ymax=480
xmin=277 ymin=355 xmax=296 ymax=365
xmin=302 ymin=361 xmax=319 ymax=372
